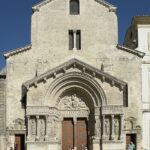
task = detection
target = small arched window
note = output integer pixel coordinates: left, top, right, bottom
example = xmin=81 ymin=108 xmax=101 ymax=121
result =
xmin=70 ymin=0 xmax=80 ymax=15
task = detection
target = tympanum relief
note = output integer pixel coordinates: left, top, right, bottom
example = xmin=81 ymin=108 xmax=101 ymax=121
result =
xmin=58 ymin=94 xmax=87 ymax=110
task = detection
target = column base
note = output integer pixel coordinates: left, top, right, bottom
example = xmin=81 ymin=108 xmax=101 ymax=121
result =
xmin=102 ymin=135 xmax=106 ymax=140
xmin=111 ymin=135 xmax=115 ymax=140
xmin=27 ymin=136 xmax=30 ymax=141
xmin=119 ymin=135 xmax=123 ymax=140
xmin=44 ymin=135 xmax=48 ymax=141
xmin=35 ymin=136 xmax=39 ymax=141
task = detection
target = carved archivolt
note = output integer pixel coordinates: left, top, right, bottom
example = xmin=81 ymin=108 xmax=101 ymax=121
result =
xmin=58 ymin=94 xmax=88 ymax=110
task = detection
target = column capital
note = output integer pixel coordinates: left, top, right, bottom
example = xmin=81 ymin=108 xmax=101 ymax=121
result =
xmin=45 ymin=115 xmax=49 ymax=119
xmin=73 ymin=117 xmax=77 ymax=124
xmin=36 ymin=115 xmax=40 ymax=119
xmin=111 ymin=114 xmax=115 ymax=118
xmin=120 ymin=114 xmax=124 ymax=117
xmin=26 ymin=115 xmax=30 ymax=119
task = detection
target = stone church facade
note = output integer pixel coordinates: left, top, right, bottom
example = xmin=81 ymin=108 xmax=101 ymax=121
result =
xmin=0 ymin=0 xmax=145 ymax=150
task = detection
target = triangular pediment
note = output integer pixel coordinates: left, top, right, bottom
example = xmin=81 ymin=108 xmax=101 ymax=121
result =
xmin=23 ymin=58 xmax=127 ymax=90
xmin=32 ymin=0 xmax=116 ymax=12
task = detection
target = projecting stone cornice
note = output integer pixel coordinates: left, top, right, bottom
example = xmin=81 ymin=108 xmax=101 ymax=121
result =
xmin=22 ymin=58 xmax=127 ymax=90
xmin=117 ymin=44 xmax=145 ymax=58
xmin=32 ymin=0 xmax=116 ymax=12
xmin=3 ymin=44 xmax=31 ymax=59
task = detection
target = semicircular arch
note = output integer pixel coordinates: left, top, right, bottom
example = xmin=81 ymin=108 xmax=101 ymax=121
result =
xmin=44 ymin=72 xmax=107 ymax=107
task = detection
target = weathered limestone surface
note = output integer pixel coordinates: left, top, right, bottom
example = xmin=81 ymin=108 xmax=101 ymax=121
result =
xmin=2 ymin=0 xmax=144 ymax=150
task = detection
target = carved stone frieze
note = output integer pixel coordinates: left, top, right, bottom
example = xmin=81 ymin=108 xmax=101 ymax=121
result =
xmin=60 ymin=110 xmax=89 ymax=118
xmin=27 ymin=106 xmax=50 ymax=115
xmin=102 ymin=105 xmax=123 ymax=115
xmin=7 ymin=118 xmax=26 ymax=131
xmin=124 ymin=117 xmax=141 ymax=131
xmin=58 ymin=94 xmax=88 ymax=110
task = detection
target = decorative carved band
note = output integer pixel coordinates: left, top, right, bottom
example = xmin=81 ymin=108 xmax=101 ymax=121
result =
xmin=102 ymin=105 xmax=123 ymax=114
xmin=26 ymin=106 xmax=59 ymax=116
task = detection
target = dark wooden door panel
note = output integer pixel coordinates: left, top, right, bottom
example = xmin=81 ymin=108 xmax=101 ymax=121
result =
xmin=76 ymin=118 xmax=88 ymax=150
xmin=15 ymin=135 xmax=21 ymax=150
xmin=126 ymin=135 xmax=131 ymax=150
xmin=62 ymin=118 xmax=74 ymax=150
xmin=15 ymin=134 xmax=25 ymax=150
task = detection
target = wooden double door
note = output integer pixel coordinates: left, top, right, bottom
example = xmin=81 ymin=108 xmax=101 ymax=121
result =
xmin=62 ymin=118 xmax=88 ymax=150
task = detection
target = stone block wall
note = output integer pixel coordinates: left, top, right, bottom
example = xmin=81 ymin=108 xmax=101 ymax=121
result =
xmin=0 ymin=76 xmax=6 ymax=134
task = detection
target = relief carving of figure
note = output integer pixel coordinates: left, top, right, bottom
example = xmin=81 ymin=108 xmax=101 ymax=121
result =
xmin=114 ymin=119 xmax=119 ymax=136
xmin=105 ymin=119 xmax=110 ymax=135
xmin=39 ymin=119 xmax=45 ymax=137
xmin=95 ymin=119 xmax=101 ymax=138
xmin=59 ymin=94 xmax=87 ymax=110
xmin=31 ymin=119 xmax=36 ymax=136
xmin=48 ymin=117 xmax=58 ymax=139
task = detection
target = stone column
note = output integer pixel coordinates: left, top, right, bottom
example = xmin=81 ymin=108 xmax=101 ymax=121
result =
xmin=73 ymin=30 xmax=77 ymax=50
xmin=27 ymin=116 xmax=30 ymax=141
xmin=73 ymin=117 xmax=77 ymax=150
xmin=111 ymin=115 xmax=115 ymax=140
xmin=45 ymin=115 xmax=48 ymax=141
xmin=120 ymin=114 xmax=124 ymax=140
xmin=102 ymin=115 xmax=105 ymax=140
xmin=35 ymin=115 xmax=40 ymax=141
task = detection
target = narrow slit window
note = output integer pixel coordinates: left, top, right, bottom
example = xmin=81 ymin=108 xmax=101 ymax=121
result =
xmin=69 ymin=30 xmax=74 ymax=50
xmin=76 ymin=30 xmax=81 ymax=50
xmin=70 ymin=0 xmax=80 ymax=15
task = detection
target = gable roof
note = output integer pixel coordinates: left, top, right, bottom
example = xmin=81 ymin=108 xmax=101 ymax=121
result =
xmin=23 ymin=58 xmax=127 ymax=90
xmin=117 ymin=44 xmax=145 ymax=58
xmin=4 ymin=44 xmax=31 ymax=59
xmin=32 ymin=0 xmax=116 ymax=12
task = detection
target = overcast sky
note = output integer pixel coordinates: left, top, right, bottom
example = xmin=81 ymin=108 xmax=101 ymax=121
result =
xmin=0 ymin=0 xmax=150 ymax=70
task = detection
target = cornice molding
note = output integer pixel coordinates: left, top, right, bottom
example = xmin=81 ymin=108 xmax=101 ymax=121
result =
xmin=132 ymin=16 xmax=150 ymax=26
xmin=4 ymin=44 xmax=31 ymax=59
xmin=117 ymin=45 xmax=145 ymax=58
xmin=95 ymin=0 xmax=116 ymax=12
xmin=22 ymin=58 xmax=127 ymax=90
